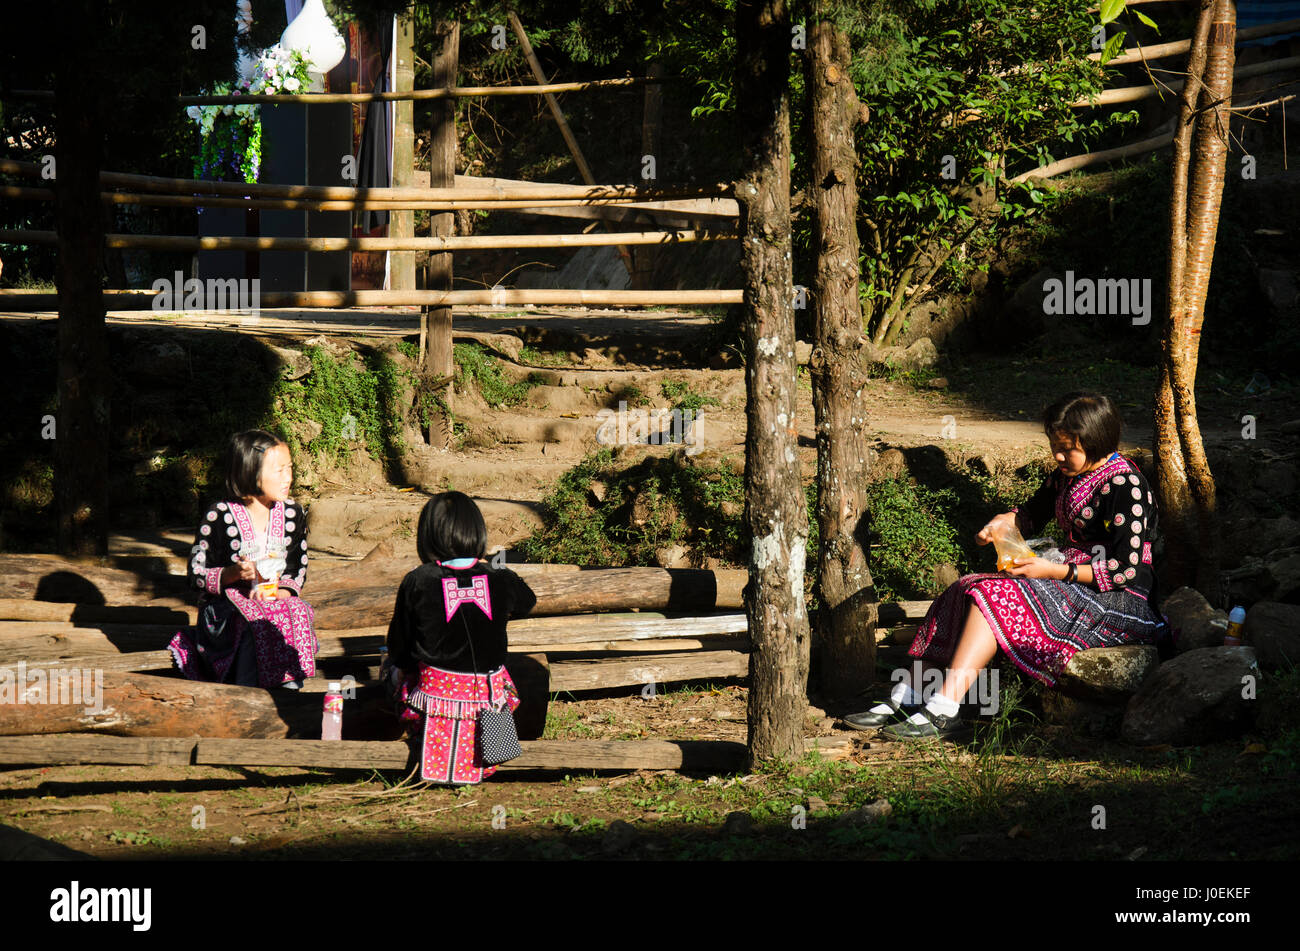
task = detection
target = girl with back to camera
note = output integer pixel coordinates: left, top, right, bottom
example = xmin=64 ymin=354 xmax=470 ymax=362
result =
xmin=385 ymin=492 xmax=537 ymax=784
xmin=169 ymin=430 xmax=318 ymax=689
xmin=844 ymin=391 xmax=1168 ymax=738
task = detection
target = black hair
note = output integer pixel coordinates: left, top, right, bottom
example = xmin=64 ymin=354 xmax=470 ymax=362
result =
xmin=1042 ymin=392 xmax=1122 ymax=462
xmin=416 ymin=491 xmax=488 ymax=564
xmin=225 ymin=429 xmax=286 ymax=500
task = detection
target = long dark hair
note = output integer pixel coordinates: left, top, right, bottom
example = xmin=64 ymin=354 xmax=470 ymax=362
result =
xmin=416 ymin=492 xmax=488 ymax=564
xmin=224 ymin=429 xmax=285 ymax=500
xmin=1042 ymin=392 xmax=1122 ymax=462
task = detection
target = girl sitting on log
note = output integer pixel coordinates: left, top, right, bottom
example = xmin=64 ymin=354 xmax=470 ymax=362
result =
xmin=844 ymin=391 xmax=1168 ymax=739
xmin=168 ymin=430 xmax=318 ymax=689
xmin=384 ymin=492 xmax=536 ymax=784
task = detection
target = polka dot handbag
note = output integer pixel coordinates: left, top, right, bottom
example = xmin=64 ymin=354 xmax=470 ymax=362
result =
xmin=477 ymin=704 xmax=522 ymax=766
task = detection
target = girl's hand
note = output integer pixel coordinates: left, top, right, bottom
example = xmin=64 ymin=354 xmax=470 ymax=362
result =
xmin=221 ymin=559 xmax=257 ymax=587
xmin=977 ymin=512 xmax=1017 ymax=546
xmin=1005 ymin=556 xmax=1059 ymax=580
xmin=273 ymin=588 xmax=294 ymax=599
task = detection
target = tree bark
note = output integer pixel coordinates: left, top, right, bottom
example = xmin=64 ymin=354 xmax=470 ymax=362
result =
xmin=1156 ymin=0 xmax=1232 ymax=599
xmin=736 ymin=0 xmax=810 ymax=767
xmin=807 ymin=20 xmax=877 ymax=698
xmin=424 ymin=19 xmax=458 ymax=448
xmin=53 ymin=0 xmax=110 ymax=556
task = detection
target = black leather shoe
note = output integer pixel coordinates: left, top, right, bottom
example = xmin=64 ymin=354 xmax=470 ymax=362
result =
xmin=842 ymin=698 xmax=914 ymax=731
xmin=879 ymin=707 xmax=967 ymax=740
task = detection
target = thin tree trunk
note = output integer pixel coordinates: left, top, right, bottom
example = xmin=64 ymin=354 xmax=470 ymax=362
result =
xmin=53 ymin=0 xmax=109 ymax=556
xmin=1156 ymin=0 xmax=1231 ymax=600
xmin=736 ymin=0 xmax=810 ymax=766
xmin=424 ymin=19 xmax=458 ymax=449
xmin=807 ymin=20 xmax=876 ymax=698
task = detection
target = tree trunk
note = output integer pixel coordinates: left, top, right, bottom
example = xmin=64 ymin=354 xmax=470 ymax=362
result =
xmin=53 ymin=0 xmax=109 ymax=556
xmin=424 ymin=19 xmax=458 ymax=449
xmin=736 ymin=0 xmax=810 ymax=767
xmin=807 ymin=20 xmax=877 ymax=698
xmin=1155 ymin=0 xmax=1232 ymax=600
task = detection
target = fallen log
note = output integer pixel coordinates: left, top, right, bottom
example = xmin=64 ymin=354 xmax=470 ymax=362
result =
xmin=0 ymin=554 xmax=190 ymax=606
xmin=0 ymin=734 xmax=851 ymax=770
xmin=0 ymin=598 xmax=194 ymax=625
xmin=549 ymin=649 xmax=749 ymax=692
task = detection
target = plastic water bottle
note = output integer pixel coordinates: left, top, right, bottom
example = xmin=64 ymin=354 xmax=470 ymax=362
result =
xmin=322 ymin=682 xmax=343 ymax=740
xmin=1223 ymin=606 xmax=1246 ymax=647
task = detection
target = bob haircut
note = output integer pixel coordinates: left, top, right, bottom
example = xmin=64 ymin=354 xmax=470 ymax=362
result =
xmin=225 ymin=430 xmax=286 ymax=500
xmin=417 ymin=491 xmax=488 ymax=564
xmin=1042 ymin=392 xmax=1122 ymax=463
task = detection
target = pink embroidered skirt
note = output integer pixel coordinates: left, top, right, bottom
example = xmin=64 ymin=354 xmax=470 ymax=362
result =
xmin=908 ymin=572 xmax=1163 ymax=687
xmin=169 ymin=590 xmax=318 ymax=689
xmin=398 ymin=664 xmax=521 ymax=784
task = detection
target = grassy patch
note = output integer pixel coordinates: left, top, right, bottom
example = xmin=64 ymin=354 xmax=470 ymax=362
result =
xmin=660 ymin=379 xmax=721 ymax=415
xmin=453 ymin=342 xmax=543 ymax=408
xmin=865 ymin=478 xmax=966 ymax=600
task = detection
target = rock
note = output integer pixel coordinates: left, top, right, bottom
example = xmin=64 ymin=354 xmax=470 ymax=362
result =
xmin=933 ymin=562 xmax=960 ymax=589
xmin=805 ymin=795 xmax=829 ymax=813
xmin=588 ymin=480 xmax=608 ymax=503
xmin=723 ymin=811 xmax=753 ymax=836
xmin=1242 ymin=602 xmax=1300 ymax=671
xmin=837 ymin=798 xmax=892 ymax=825
xmin=719 ymin=500 xmax=742 ymax=518
xmin=1265 ymin=554 xmax=1300 ymax=603
xmin=709 ymin=349 xmax=741 ymax=370
xmin=1056 ymin=645 xmax=1160 ymax=702
xmin=1281 ymin=419 xmax=1300 ymax=436
xmin=795 ymin=340 xmax=813 ymax=365
xmin=1255 ymin=462 xmax=1298 ymax=498
xmin=1121 ymin=647 xmax=1259 ymax=746
xmin=291 ymin=417 xmax=324 ymax=446
xmin=900 ymin=337 xmax=939 ymax=369
xmin=1041 ymin=691 xmax=1125 ymax=736
xmin=229 ymin=835 xmax=246 ymax=846
xmin=601 ymin=819 xmax=638 ymax=854
xmin=129 ymin=340 xmax=189 ymax=384
xmin=654 ymin=545 xmax=689 ymax=568
xmin=1161 ymin=587 xmax=1229 ymax=652
xmin=873 ymin=447 xmax=908 ymax=481
xmin=926 ymin=376 xmax=949 ymax=389
xmin=268 ymin=345 xmax=312 ymax=381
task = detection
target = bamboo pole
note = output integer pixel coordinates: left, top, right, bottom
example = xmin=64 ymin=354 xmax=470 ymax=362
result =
xmin=0 ymin=158 xmax=732 ymax=202
xmin=6 ymin=77 xmax=664 ymax=106
xmin=0 ymin=228 xmax=730 ymax=251
xmin=507 ymin=12 xmax=635 ymax=279
xmin=1072 ymin=55 xmax=1300 ymax=107
xmin=0 ymin=288 xmax=744 ymax=309
xmin=1010 ymin=131 xmax=1176 ymax=183
xmin=1089 ymin=18 xmax=1300 ymax=66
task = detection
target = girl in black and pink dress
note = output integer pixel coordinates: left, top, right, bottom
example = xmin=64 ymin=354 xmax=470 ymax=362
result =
xmin=845 ymin=392 xmax=1167 ymax=738
xmin=169 ymin=430 xmax=318 ymax=689
xmin=385 ymin=492 xmax=536 ymax=784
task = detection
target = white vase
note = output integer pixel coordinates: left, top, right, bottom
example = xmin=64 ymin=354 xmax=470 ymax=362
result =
xmin=280 ymin=0 xmax=346 ymax=85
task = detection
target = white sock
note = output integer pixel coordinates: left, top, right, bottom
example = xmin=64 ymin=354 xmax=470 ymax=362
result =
xmin=869 ymin=680 xmax=919 ymax=714
xmin=924 ymin=693 xmax=960 ymax=718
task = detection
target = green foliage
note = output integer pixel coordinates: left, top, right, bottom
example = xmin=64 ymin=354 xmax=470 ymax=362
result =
xmin=517 ymin=448 xmax=747 ymax=567
xmin=276 ymin=345 xmax=404 ymax=466
xmin=865 ymin=478 xmax=965 ymax=600
xmin=660 ymin=379 xmax=721 ymax=415
xmin=453 ymin=343 xmax=540 ymax=408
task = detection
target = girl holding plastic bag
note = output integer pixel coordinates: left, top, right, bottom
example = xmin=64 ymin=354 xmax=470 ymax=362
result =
xmin=844 ymin=392 xmax=1167 ymax=738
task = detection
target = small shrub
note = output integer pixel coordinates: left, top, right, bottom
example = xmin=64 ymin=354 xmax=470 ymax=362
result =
xmin=453 ymin=342 xmax=539 ymax=407
xmin=865 ymin=478 xmax=965 ymax=600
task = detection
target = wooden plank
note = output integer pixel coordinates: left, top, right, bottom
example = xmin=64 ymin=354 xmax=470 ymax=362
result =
xmin=0 ymin=734 xmax=196 ymax=766
xmin=0 ymin=734 xmax=850 ymax=771
xmin=513 ymin=634 xmax=747 ymax=654
xmin=549 ymin=650 xmax=749 ymax=692
xmin=0 ymin=598 xmax=194 ymax=625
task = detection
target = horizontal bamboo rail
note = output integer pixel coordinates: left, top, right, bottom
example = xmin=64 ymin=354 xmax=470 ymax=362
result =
xmin=0 ymin=186 xmax=726 ymax=214
xmin=1010 ymin=131 xmax=1175 ymax=183
xmin=0 ymin=159 xmax=733 ymax=203
xmin=0 ymin=288 xmax=744 ymax=309
xmin=5 ymin=76 xmax=665 ymax=106
xmin=0 ymin=228 xmax=734 ymax=252
xmin=1072 ymin=54 xmax=1300 ymax=107
xmin=1089 ymin=18 xmax=1300 ymax=67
